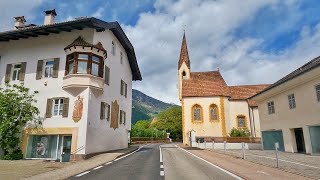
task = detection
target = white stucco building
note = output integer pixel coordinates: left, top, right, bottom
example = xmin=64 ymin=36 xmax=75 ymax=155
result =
xmin=250 ymin=56 xmax=320 ymax=155
xmin=0 ymin=9 xmax=142 ymax=161
xmin=178 ymin=33 xmax=269 ymax=146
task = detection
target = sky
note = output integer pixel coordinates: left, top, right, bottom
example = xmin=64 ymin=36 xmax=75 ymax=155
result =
xmin=1 ymin=0 xmax=320 ymax=105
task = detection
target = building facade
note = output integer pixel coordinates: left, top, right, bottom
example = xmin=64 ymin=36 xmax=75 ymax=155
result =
xmin=178 ymin=34 xmax=269 ymax=145
xmin=0 ymin=10 xmax=142 ymax=161
xmin=250 ymin=57 xmax=320 ymax=155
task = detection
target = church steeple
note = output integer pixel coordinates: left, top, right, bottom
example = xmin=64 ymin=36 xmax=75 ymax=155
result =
xmin=178 ymin=32 xmax=190 ymax=69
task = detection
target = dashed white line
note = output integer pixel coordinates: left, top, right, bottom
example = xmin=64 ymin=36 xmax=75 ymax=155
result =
xmin=160 ymin=165 xmax=164 ymax=168
xmin=177 ymin=145 xmax=243 ymax=180
xmin=159 ymin=145 xmax=163 ymax=163
xmin=160 ymin=171 xmax=165 ymax=176
xmin=75 ymin=171 xmax=90 ymax=177
xmin=93 ymin=165 xmax=103 ymax=170
xmin=105 ymin=162 xmax=113 ymax=165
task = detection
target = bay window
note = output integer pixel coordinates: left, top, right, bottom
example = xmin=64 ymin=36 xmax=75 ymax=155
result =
xmin=65 ymin=52 xmax=103 ymax=77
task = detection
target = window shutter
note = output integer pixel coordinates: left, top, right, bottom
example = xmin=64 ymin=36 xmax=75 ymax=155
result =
xmin=53 ymin=58 xmax=60 ymax=78
xmin=36 ymin=60 xmax=43 ymax=80
xmin=120 ymin=110 xmax=123 ymax=124
xmin=107 ymin=104 xmax=110 ymax=121
xmin=124 ymin=111 xmax=126 ymax=125
xmin=19 ymin=62 xmax=27 ymax=81
xmin=125 ymin=83 xmax=127 ymax=98
xmin=5 ymin=64 xmax=12 ymax=82
xmin=62 ymin=98 xmax=69 ymax=118
xmin=120 ymin=80 xmax=123 ymax=95
xmin=45 ymin=98 xmax=53 ymax=118
xmin=104 ymin=66 xmax=110 ymax=85
xmin=100 ymin=102 xmax=105 ymax=119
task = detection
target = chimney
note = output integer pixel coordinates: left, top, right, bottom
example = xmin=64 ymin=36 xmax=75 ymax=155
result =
xmin=44 ymin=9 xmax=57 ymax=25
xmin=14 ymin=16 xmax=26 ymax=29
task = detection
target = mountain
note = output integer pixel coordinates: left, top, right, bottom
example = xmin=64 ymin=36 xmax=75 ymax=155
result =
xmin=131 ymin=89 xmax=177 ymax=124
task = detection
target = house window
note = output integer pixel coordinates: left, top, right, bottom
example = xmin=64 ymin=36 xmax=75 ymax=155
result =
xmin=53 ymin=99 xmax=64 ymax=116
xmin=112 ymin=41 xmax=116 ymax=56
xmin=120 ymin=80 xmax=127 ymax=97
xmin=288 ymin=94 xmax=296 ymax=109
xmin=120 ymin=110 xmax=126 ymax=125
xmin=209 ymin=104 xmax=219 ymax=121
xmin=120 ymin=52 xmax=123 ymax=64
xmin=182 ymin=71 xmax=186 ymax=79
xmin=12 ymin=64 xmax=21 ymax=81
xmin=237 ymin=115 xmax=246 ymax=128
xmin=316 ymin=84 xmax=320 ymax=102
xmin=192 ymin=104 xmax=202 ymax=122
xmin=267 ymin=101 xmax=275 ymax=114
xmin=66 ymin=53 xmax=103 ymax=77
xmin=44 ymin=60 xmax=54 ymax=78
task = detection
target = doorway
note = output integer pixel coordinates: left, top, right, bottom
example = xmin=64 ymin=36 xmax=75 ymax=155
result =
xmin=61 ymin=136 xmax=72 ymax=162
xmin=294 ymin=128 xmax=306 ymax=153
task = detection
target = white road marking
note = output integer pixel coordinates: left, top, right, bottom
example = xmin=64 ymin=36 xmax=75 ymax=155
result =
xmin=160 ymin=171 xmax=165 ymax=176
xmin=75 ymin=171 xmax=90 ymax=177
xmin=256 ymin=171 xmax=270 ymax=175
xmin=105 ymin=162 xmax=112 ymax=165
xmin=177 ymin=145 xmax=243 ymax=180
xmin=160 ymin=165 xmax=164 ymax=168
xmin=93 ymin=165 xmax=103 ymax=170
xmin=113 ymin=145 xmax=144 ymax=162
xmin=159 ymin=145 xmax=163 ymax=163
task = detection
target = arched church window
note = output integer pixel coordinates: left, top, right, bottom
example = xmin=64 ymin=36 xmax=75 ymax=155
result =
xmin=237 ymin=115 xmax=246 ymax=128
xmin=209 ymin=104 xmax=219 ymax=121
xmin=192 ymin=104 xmax=202 ymax=122
xmin=182 ymin=71 xmax=186 ymax=79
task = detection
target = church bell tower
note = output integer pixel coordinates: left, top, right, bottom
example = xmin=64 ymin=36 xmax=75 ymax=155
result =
xmin=178 ymin=32 xmax=191 ymax=101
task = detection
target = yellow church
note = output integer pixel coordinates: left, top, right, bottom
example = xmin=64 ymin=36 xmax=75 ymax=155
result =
xmin=178 ymin=33 xmax=269 ymax=145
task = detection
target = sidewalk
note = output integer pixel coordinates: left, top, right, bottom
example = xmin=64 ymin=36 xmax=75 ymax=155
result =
xmin=181 ymin=146 xmax=312 ymax=180
xmin=0 ymin=145 xmax=140 ymax=180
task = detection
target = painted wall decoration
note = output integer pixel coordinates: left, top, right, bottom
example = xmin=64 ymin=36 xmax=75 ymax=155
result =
xmin=72 ymin=96 xmax=83 ymax=122
xmin=110 ymin=100 xmax=119 ymax=129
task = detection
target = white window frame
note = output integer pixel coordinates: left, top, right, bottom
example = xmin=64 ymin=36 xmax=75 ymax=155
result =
xmin=267 ymin=101 xmax=275 ymax=114
xmin=43 ymin=59 xmax=54 ymax=78
xmin=288 ymin=94 xmax=296 ymax=109
xmin=53 ymin=98 xmax=64 ymax=117
xmin=11 ymin=63 xmax=22 ymax=81
xmin=316 ymin=84 xmax=320 ymax=102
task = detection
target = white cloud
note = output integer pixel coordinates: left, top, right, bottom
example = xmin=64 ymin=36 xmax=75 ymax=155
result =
xmin=124 ymin=0 xmax=320 ymax=105
xmin=0 ymin=0 xmax=43 ymax=31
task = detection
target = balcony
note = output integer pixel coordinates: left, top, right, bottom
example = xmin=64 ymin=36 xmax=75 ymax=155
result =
xmin=62 ymin=74 xmax=104 ymax=93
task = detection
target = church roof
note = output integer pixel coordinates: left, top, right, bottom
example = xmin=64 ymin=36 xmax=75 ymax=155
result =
xmin=182 ymin=71 xmax=270 ymax=106
xmin=178 ymin=33 xmax=190 ymax=69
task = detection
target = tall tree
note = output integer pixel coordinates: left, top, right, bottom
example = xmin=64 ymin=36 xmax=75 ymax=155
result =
xmin=0 ymin=83 xmax=40 ymax=160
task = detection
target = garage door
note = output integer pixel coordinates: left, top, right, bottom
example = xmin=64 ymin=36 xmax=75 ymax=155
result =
xmin=262 ymin=131 xmax=285 ymax=151
xmin=309 ymin=126 xmax=320 ymax=154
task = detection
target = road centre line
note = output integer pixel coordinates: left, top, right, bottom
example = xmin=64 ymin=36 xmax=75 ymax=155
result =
xmin=159 ymin=145 xmax=165 ymax=177
xmin=159 ymin=145 xmax=163 ymax=163
xmin=177 ymin=145 xmax=243 ymax=180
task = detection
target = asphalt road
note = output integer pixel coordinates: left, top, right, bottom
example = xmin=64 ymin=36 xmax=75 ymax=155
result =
xmin=69 ymin=144 xmax=163 ymax=180
xmin=69 ymin=144 xmax=241 ymax=180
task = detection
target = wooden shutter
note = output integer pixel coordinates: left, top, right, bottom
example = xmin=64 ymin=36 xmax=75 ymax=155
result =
xmin=45 ymin=98 xmax=53 ymax=118
xmin=107 ymin=104 xmax=110 ymax=121
xmin=5 ymin=64 xmax=12 ymax=82
xmin=123 ymin=111 xmax=126 ymax=125
xmin=100 ymin=102 xmax=105 ymax=119
xmin=62 ymin=98 xmax=69 ymax=118
xmin=19 ymin=62 xmax=27 ymax=81
xmin=120 ymin=80 xmax=123 ymax=95
xmin=53 ymin=58 xmax=60 ymax=78
xmin=104 ymin=66 xmax=110 ymax=85
xmin=36 ymin=60 xmax=43 ymax=80
xmin=119 ymin=110 xmax=123 ymax=124
xmin=125 ymin=83 xmax=127 ymax=98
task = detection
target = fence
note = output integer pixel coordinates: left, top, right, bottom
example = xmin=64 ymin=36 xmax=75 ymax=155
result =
xmin=131 ymin=137 xmax=170 ymax=144
xmin=195 ymin=137 xmax=261 ymax=143
xmin=210 ymin=142 xmax=320 ymax=179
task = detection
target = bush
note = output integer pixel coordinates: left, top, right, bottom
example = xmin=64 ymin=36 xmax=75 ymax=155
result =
xmin=1 ymin=149 xmax=23 ymax=160
xmin=229 ymin=128 xmax=250 ymax=137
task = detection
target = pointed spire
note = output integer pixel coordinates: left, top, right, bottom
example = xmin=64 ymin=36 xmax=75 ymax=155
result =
xmin=178 ymin=32 xmax=190 ymax=69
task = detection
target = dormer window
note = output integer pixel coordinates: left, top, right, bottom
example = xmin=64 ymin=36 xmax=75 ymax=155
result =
xmin=66 ymin=53 xmax=103 ymax=77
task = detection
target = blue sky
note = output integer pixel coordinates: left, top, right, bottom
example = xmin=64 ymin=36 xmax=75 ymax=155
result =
xmin=1 ymin=0 xmax=320 ymax=104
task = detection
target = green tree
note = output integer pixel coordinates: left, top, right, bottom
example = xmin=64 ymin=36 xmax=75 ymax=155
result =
xmin=0 ymin=83 xmax=41 ymax=160
xmin=151 ymin=106 xmax=182 ymax=140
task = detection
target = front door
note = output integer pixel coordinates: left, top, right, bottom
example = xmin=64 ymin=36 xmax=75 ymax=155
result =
xmin=294 ymin=128 xmax=306 ymax=153
xmin=61 ymin=136 xmax=72 ymax=162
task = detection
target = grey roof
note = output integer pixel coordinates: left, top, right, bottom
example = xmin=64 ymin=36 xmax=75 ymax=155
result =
xmin=0 ymin=17 xmax=142 ymax=80
xmin=250 ymin=56 xmax=320 ymax=99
